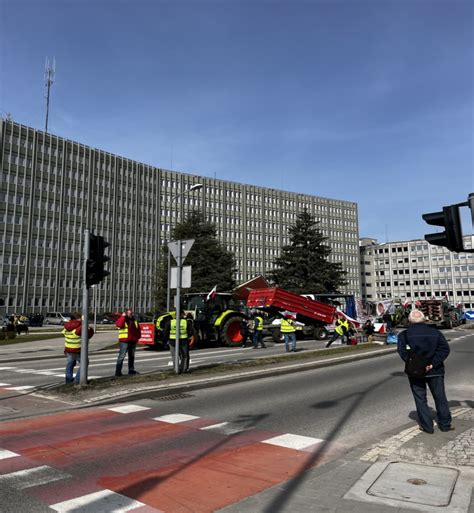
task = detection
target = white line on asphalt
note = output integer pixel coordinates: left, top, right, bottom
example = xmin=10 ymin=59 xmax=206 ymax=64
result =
xmin=201 ymin=422 xmax=229 ymax=430
xmin=5 ymin=385 xmax=35 ymax=391
xmin=50 ymin=489 xmax=144 ymax=512
xmin=0 ymin=383 xmax=12 ymax=386
xmin=153 ymin=413 xmax=199 ymax=424
xmin=107 ymin=405 xmax=151 ymax=414
xmin=0 ymin=449 xmax=19 ymax=460
xmin=0 ymin=465 xmax=69 ymax=490
xmin=262 ymin=433 xmax=324 ymax=450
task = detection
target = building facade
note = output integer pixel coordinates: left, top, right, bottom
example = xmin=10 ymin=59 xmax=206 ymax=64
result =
xmin=0 ymin=119 xmax=360 ymax=315
xmin=360 ymin=237 xmax=474 ymax=309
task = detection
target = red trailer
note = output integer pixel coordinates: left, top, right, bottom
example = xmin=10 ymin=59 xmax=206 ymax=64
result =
xmin=246 ymin=287 xmax=337 ymax=341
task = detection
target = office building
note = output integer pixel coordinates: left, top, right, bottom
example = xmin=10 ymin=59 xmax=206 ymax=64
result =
xmin=0 ymin=119 xmax=360 ymax=315
xmin=360 ymin=237 xmax=474 ymax=309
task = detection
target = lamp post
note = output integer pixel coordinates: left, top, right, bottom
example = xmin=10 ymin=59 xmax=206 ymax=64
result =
xmin=167 ymin=183 xmax=203 ymax=374
xmin=166 ymin=183 xmax=203 ymax=311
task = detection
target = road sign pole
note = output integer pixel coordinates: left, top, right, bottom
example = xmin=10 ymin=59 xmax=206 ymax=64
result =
xmin=174 ymin=240 xmax=183 ymax=374
xmin=80 ymin=229 xmax=90 ymax=386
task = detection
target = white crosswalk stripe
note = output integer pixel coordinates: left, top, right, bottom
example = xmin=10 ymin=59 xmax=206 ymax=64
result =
xmin=107 ymin=405 xmax=151 ymax=414
xmin=153 ymin=413 xmax=199 ymax=424
xmin=0 ymin=449 xmax=19 ymax=460
xmin=0 ymin=465 xmax=69 ymax=490
xmin=262 ymin=433 xmax=324 ymax=450
xmin=50 ymin=489 xmax=144 ymax=513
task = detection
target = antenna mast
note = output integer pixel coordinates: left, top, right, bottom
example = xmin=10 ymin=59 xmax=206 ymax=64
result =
xmin=44 ymin=57 xmax=56 ymax=133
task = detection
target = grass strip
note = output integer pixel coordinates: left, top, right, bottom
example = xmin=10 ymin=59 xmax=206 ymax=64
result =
xmin=0 ymin=334 xmax=64 ymax=345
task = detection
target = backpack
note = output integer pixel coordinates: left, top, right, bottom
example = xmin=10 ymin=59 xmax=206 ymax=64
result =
xmin=404 ymin=346 xmax=429 ymax=378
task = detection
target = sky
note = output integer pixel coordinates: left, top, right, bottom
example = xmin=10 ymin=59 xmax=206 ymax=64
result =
xmin=1 ymin=0 xmax=473 ymax=242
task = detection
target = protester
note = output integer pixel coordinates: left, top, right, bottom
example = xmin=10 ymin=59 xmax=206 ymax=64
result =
xmin=115 ymin=308 xmax=141 ymax=376
xmin=397 ymin=309 xmax=453 ymax=434
xmin=280 ymin=313 xmax=297 ymax=352
xmin=326 ymin=314 xmax=349 ymax=348
xmin=240 ymin=318 xmax=251 ymax=348
xmin=363 ymin=319 xmax=375 ymax=343
xmin=62 ymin=312 xmax=94 ymax=384
xmin=252 ymin=311 xmax=266 ymax=349
xmin=165 ymin=311 xmax=193 ymax=373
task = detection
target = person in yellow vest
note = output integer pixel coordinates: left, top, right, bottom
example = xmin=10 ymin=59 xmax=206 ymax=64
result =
xmin=164 ymin=311 xmax=192 ymax=373
xmin=280 ymin=313 xmax=297 ymax=352
xmin=252 ymin=311 xmax=266 ymax=349
xmin=115 ymin=308 xmax=141 ymax=376
xmin=63 ymin=312 xmax=94 ymax=384
xmin=326 ymin=314 xmax=349 ymax=348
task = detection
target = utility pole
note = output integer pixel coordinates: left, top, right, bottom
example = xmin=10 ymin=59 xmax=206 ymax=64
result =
xmin=44 ymin=57 xmax=55 ymax=133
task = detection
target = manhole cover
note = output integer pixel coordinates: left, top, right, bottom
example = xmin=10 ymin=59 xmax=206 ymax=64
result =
xmin=368 ymin=462 xmax=459 ymax=506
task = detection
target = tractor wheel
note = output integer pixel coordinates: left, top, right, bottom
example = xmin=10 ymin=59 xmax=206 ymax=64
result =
xmin=221 ymin=316 xmax=244 ymax=346
xmin=272 ymin=328 xmax=284 ymax=343
xmin=314 ymin=327 xmax=329 ymax=340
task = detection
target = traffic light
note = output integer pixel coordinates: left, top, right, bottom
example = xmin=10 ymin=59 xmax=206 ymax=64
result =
xmin=86 ymin=233 xmax=111 ymax=287
xmin=422 ymin=205 xmax=463 ymax=253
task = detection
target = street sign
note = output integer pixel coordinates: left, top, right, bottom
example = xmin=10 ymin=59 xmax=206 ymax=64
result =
xmin=464 ymin=310 xmax=474 ymax=320
xmin=170 ymin=266 xmax=191 ymax=288
xmin=168 ymin=239 xmax=195 ymax=265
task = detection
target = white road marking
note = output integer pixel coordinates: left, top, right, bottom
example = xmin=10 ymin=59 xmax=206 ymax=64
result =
xmin=0 ymin=465 xmax=69 ymax=489
xmin=0 ymin=449 xmax=19 ymax=460
xmin=4 ymin=385 xmax=34 ymax=391
xmin=262 ymin=433 xmax=324 ymax=450
xmin=201 ymin=422 xmax=229 ymax=430
xmin=0 ymin=383 xmax=12 ymax=386
xmin=107 ymin=405 xmax=151 ymax=414
xmin=50 ymin=489 xmax=144 ymax=512
xmin=153 ymin=413 xmax=199 ymax=424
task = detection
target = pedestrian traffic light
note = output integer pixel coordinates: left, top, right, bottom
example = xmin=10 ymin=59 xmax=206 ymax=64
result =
xmin=86 ymin=234 xmax=111 ymax=287
xmin=422 ymin=205 xmax=464 ymax=253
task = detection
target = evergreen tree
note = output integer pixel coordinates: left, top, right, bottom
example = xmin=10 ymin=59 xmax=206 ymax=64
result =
xmin=154 ymin=210 xmax=237 ymax=311
xmin=269 ymin=209 xmax=347 ymax=294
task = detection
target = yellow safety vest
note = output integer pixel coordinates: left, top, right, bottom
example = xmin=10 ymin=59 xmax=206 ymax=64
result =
xmin=280 ymin=318 xmax=296 ymax=333
xmin=63 ymin=328 xmax=81 ymax=350
xmin=255 ymin=316 xmax=264 ymax=331
xmin=335 ymin=319 xmax=349 ymax=336
xmin=118 ymin=319 xmax=139 ymax=340
xmin=170 ymin=319 xmax=188 ymax=339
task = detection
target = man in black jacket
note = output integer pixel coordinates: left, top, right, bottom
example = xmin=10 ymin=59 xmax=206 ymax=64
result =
xmin=397 ymin=309 xmax=453 ymax=434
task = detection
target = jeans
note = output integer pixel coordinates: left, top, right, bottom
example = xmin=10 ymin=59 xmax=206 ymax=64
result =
xmin=65 ymin=352 xmax=80 ymax=384
xmin=284 ymin=332 xmax=296 ymax=352
xmin=169 ymin=339 xmax=189 ymax=373
xmin=116 ymin=342 xmax=136 ymax=372
xmin=409 ymin=376 xmax=452 ymax=432
xmin=253 ymin=331 xmax=265 ymax=348
xmin=326 ymin=332 xmax=346 ymax=347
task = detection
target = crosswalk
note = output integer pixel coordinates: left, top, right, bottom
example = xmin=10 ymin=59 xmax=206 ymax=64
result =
xmin=0 ymin=403 xmax=336 ymax=513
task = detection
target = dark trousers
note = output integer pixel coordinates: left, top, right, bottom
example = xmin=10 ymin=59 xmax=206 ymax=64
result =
xmin=326 ymin=331 xmax=346 ymax=347
xmin=409 ymin=376 xmax=452 ymax=432
xmin=253 ymin=331 xmax=265 ymax=348
xmin=116 ymin=342 xmax=136 ymax=373
xmin=169 ymin=339 xmax=190 ymax=373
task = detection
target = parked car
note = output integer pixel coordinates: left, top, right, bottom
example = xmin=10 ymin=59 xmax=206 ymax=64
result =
xmin=43 ymin=312 xmax=72 ymax=325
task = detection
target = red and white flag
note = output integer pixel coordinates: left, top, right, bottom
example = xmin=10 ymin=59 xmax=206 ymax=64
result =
xmin=206 ymin=285 xmax=217 ymax=301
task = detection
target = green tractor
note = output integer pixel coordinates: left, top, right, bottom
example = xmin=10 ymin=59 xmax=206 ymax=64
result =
xmin=154 ymin=292 xmax=249 ymax=348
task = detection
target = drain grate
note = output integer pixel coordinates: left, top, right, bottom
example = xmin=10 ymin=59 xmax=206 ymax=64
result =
xmin=156 ymin=393 xmax=194 ymax=401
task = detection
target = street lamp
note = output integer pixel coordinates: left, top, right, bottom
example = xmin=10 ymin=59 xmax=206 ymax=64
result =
xmin=166 ymin=183 xmax=203 ymax=311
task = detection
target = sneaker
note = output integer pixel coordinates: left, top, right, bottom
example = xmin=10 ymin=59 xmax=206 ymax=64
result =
xmin=439 ymin=426 xmax=455 ymax=432
xmin=128 ymin=370 xmax=140 ymax=375
xmin=115 ymin=372 xmax=123 ymax=377
xmin=419 ymin=426 xmax=434 ymax=434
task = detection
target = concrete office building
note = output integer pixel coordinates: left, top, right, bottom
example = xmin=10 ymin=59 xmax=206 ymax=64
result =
xmin=360 ymin=237 xmax=474 ymax=309
xmin=0 ymin=119 xmax=360 ymax=315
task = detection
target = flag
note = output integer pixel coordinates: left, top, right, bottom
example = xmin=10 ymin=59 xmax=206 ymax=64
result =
xmin=206 ymin=285 xmax=217 ymax=301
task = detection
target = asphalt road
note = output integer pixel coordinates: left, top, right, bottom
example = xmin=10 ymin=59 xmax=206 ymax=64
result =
xmin=127 ymin=330 xmax=473 ymax=450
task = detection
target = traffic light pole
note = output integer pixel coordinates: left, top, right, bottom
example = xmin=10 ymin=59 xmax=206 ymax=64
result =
xmin=80 ymin=229 xmax=90 ymax=386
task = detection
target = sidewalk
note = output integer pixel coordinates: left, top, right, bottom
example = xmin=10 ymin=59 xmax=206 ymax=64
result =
xmin=218 ymin=407 xmax=474 ymax=513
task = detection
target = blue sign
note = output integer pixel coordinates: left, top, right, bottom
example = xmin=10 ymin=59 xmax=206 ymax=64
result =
xmin=464 ymin=310 xmax=474 ymax=320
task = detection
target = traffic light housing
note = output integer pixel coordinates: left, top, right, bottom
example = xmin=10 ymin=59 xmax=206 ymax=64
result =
xmin=422 ymin=205 xmax=463 ymax=253
xmin=86 ymin=234 xmax=111 ymax=287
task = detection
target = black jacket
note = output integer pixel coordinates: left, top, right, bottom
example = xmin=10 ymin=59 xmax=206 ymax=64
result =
xmin=397 ymin=323 xmax=450 ymax=377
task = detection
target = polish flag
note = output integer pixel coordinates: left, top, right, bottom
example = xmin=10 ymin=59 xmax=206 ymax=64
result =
xmin=206 ymin=285 xmax=217 ymax=301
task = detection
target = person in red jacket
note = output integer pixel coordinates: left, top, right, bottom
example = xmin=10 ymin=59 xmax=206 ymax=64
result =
xmin=115 ymin=308 xmax=141 ymax=376
xmin=63 ymin=313 xmax=94 ymax=384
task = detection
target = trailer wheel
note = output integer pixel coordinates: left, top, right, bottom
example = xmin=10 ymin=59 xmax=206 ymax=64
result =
xmin=221 ymin=316 xmax=244 ymax=346
xmin=271 ymin=328 xmax=284 ymax=343
xmin=314 ymin=327 xmax=329 ymax=340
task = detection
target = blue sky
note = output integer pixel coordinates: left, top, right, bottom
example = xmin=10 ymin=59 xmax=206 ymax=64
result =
xmin=1 ymin=0 xmax=473 ymax=242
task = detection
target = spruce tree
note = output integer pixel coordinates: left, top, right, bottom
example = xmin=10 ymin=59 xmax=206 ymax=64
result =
xmin=269 ymin=209 xmax=347 ymax=294
xmin=154 ymin=210 xmax=237 ymax=311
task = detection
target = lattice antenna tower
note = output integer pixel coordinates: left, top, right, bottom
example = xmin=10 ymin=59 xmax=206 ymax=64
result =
xmin=44 ymin=57 xmax=56 ymax=133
